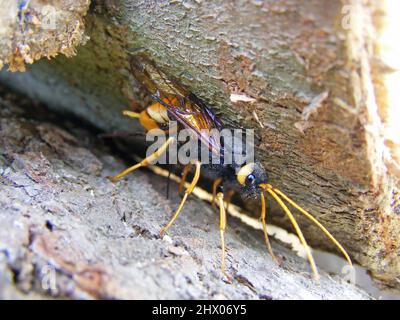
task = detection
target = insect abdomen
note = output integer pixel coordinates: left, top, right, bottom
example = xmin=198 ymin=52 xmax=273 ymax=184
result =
xmin=139 ymin=99 xmax=174 ymax=130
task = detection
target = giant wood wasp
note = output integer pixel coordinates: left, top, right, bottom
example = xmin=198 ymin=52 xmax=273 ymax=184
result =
xmin=109 ymin=54 xmax=352 ymax=280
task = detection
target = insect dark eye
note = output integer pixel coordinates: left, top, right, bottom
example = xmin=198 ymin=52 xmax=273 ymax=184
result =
xmin=245 ymin=174 xmax=256 ymax=186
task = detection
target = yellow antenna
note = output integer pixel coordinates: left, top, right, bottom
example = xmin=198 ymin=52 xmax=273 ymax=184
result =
xmin=261 ymin=185 xmax=319 ymax=279
xmin=271 ymin=186 xmax=352 ymax=267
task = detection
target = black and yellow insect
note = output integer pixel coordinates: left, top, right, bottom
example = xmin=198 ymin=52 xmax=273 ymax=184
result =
xmin=109 ymin=55 xmax=352 ymax=279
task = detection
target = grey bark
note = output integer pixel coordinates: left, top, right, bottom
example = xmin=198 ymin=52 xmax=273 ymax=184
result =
xmin=0 ymin=0 xmax=399 ymax=290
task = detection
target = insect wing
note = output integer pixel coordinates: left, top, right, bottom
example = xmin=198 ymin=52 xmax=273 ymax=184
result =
xmin=155 ymin=95 xmax=222 ymax=156
xmin=130 ymin=55 xmax=223 ymax=156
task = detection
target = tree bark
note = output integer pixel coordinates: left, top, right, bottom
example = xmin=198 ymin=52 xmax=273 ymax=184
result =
xmin=0 ymin=0 xmax=399 ymax=290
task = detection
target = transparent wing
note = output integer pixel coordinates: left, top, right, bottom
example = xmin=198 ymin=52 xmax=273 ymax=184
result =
xmin=130 ymin=55 xmax=223 ymax=156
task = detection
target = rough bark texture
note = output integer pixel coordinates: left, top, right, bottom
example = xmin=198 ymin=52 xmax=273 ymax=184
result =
xmin=0 ymin=89 xmax=372 ymax=299
xmin=0 ymin=0 xmax=399 ymax=290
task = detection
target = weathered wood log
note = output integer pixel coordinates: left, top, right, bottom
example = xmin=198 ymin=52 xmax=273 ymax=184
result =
xmin=0 ymin=0 xmax=399 ymax=290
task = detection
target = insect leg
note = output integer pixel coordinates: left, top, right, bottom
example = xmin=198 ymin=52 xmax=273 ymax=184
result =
xmin=160 ymin=161 xmax=201 ymax=236
xmin=260 ymin=192 xmax=279 ymax=264
xmin=98 ymin=131 xmax=146 ymax=139
xmin=216 ymin=191 xmax=230 ymax=279
xmin=179 ymin=163 xmax=193 ymax=195
xmin=211 ymin=177 xmax=222 ymax=208
xmin=264 ymin=187 xmax=319 ymax=280
xmin=108 ymin=136 xmax=175 ymax=182
xmin=224 ymin=189 xmax=235 ymax=212
xmin=122 ymin=110 xmax=141 ymax=119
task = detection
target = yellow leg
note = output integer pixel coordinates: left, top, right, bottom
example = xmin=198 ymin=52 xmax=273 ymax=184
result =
xmin=108 ymin=136 xmax=175 ymax=182
xmin=264 ymin=186 xmax=320 ymax=280
xmin=160 ymin=161 xmax=201 ymax=236
xmin=217 ymin=191 xmax=229 ymax=279
xmin=260 ymin=192 xmax=279 ymax=264
xmin=211 ymin=177 xmax=222 ymax=208
xmin=179 ymin=164 xmax=193 ymax=195
xmin=122 ymin=110 xmax=141 ymax=118
xmin=224 ymin=189 xmax=235 ymax=212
